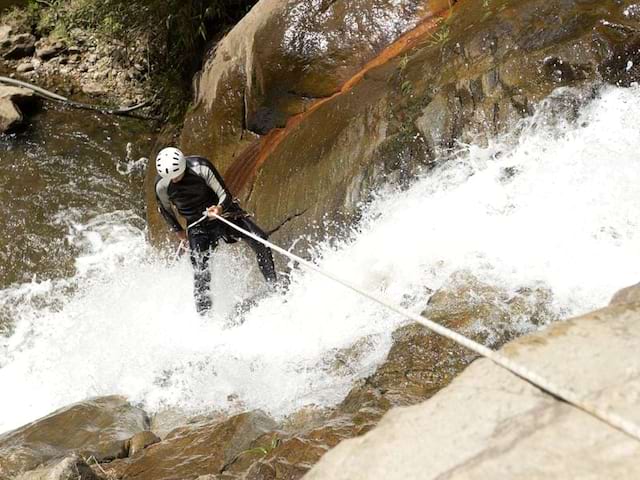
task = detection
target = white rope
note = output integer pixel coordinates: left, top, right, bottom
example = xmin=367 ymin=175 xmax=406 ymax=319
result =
xmin=189 ymin=213 xmax=640 ymax=442
xmin=187 ymin=215 xmax=210 ymax=230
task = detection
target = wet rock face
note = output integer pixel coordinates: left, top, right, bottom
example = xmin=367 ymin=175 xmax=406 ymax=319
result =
xmin=178 ymin=0 xmax=448 ymax=173
xmin=245 ymin=0 xmax=438 ymax=134
xmin=169 ymin=0 xmax=640 ymax=255
xmin=246 ymin=0 xmax=640 ymax=247
xmin=0 ymin=396 xmax=149 ymax=478
xmin=102 ymin=411 xmax=277 ymax=480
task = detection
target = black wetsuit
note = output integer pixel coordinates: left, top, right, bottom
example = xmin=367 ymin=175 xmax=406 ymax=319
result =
xmin=155 ymin=156 xmax=277 ymax=313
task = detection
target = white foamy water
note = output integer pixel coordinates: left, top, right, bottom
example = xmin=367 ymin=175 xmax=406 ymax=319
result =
xmin=0 ymin=85 xmax=639 ymax=434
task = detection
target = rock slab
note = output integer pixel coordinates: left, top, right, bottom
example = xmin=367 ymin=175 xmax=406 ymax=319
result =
xmin=0 ymin=395 xmax=148 ymax=478
xmin=103 ymin=411 xmax=277 ymax=480
xmin=0 ymin=84 xmax=34 ymax=133
xmin=14 ymin=455 xmax=102 ymax=480
xmin=304 ymin=284 xmax=640 ymax=479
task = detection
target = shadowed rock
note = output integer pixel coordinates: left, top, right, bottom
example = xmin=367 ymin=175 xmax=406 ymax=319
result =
xmin=1 ymin=31 xmax=35 ymax=59
xmin=125 ymin=431 xmax=161 ymax=458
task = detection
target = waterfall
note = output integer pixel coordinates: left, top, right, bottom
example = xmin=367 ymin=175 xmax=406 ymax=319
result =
xmin=0 ymin=85 xmax=638 ymax=434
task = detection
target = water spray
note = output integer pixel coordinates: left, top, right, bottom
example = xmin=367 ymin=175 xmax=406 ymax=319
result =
xmin=198 ymin=211 xmax=640 ymax=443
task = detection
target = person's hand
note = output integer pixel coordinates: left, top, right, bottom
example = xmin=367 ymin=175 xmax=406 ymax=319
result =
xmin=176 ymin=230 xmax=187 ymax=241
xmin=206 ymin=205 xmax=223 ymax=218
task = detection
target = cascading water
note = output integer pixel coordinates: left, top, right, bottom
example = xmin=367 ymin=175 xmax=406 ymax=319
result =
xmin=0 ymin=85 xmax=638 ymax=435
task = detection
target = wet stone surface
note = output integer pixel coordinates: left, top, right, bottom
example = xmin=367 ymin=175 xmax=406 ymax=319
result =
xmin=168 ymin=0 xmax=640 ymax=258
xmin=0 ymin=396 xmax=149 ymax=478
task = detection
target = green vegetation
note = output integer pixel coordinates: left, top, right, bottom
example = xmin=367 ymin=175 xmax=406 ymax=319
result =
xmin=427 ymin=24 xmax=450 ymax=48
xmin=237 ymin=433 xmax=280 ymax=458
xmin=7 ymin=0 xmax=257 ymax=120
xmin=220 ymin=434 xmax=280 ymax=473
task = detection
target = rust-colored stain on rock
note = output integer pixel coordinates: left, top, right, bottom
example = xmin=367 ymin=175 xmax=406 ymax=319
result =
xmin=225 ymin=1 xmax=457 ymax=195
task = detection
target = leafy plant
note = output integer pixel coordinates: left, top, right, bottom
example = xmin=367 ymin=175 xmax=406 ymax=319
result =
xmin=398 ymin=54 xmax=410 ymax=74
xmin=238 ymin=433 xmax=280 ymax=457
xmin=428 ymin=24 xmax=450 ymax=47
xmin=220 ymin=434 xmax=281 ymax=473
xmin=401 ymin=80 xmax=413 ymax=96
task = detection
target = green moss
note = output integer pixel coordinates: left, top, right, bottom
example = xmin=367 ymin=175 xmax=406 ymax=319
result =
xmin=7 ymin=0 xmax=257 ymax=120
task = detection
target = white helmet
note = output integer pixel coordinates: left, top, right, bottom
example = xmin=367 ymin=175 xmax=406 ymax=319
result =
xmin=156 ymin=147 xmax=186 ymax=180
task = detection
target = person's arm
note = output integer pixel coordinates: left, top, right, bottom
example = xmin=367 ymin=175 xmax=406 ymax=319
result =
xmin=155 ymin=177 xmax=185 ymax=237
xmin=190 ymin=157 xmax=233 ymax=212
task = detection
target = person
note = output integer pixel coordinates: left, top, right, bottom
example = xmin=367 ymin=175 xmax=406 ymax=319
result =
xmin=154 ymin=147 xmax=277 ymax=314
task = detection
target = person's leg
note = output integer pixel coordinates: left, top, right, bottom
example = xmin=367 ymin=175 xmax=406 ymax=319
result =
xmin=235 ymin=217 xmax=277 ymax=284
xmin=188 ymin=228 xmax=217 ymax=314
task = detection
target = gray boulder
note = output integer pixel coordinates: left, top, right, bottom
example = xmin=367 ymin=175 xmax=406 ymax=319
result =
xmin=305 ymin=284 xmax=640 ymax=479
xmin=0 ymin=85 xmax=35 ymax=133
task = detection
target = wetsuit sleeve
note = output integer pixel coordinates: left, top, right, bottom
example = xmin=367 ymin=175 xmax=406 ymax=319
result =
xmin=191 ymin=158 xmax=233 ymax=211
xmin=155 ymin=176 xmax=183 ymax=232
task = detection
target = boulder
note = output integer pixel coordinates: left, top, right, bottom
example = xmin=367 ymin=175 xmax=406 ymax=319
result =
xmin=424 ymin=271 xmax=556 ymax=347
xmin=0 ymin=85 xmax=35 ymax=133
xmin=102 ymin=411 xmax=277 ymax=480
xmin=304 ymin=300 xmax=640 ymax=479
xmin=14 ymin=455 xmax=102 ymax=480
xmin=16 ymin=60 xmax=34 ymax=73
xmin=0 ymin=24 xmax=12 ymax=42
xmin=1 ymin=32 xmax=35 ymax=59
xmin=157 ymin=0 xmax=640 ymax=255
xmin=0 ymin=396 xmax=149 ymax=478
xmin=178 ymin=0 xmax=449 ymax=172
xmin=125 ymin=431 xmax=160 ymax=457
xmin=609 ymin=282 xmax=640 ymax=306
xmin=35 ymin=40 xmax=66 ymax=61
xmin=0 ymin=93 xmax=23 ymax=131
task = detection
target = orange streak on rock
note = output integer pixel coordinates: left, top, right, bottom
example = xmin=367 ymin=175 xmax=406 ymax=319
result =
xmin=226 ymin=3 xmax=454 ymax=196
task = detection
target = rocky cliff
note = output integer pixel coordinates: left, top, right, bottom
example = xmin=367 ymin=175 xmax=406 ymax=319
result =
xmin=147 ymin=0 xmax=640 ymax=252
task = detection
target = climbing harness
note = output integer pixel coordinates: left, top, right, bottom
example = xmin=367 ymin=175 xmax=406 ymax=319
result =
xmin=186 ymin=202 xmax=251 ymax=231
xmin=200 ymin=211 xmax=640 ymax=443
